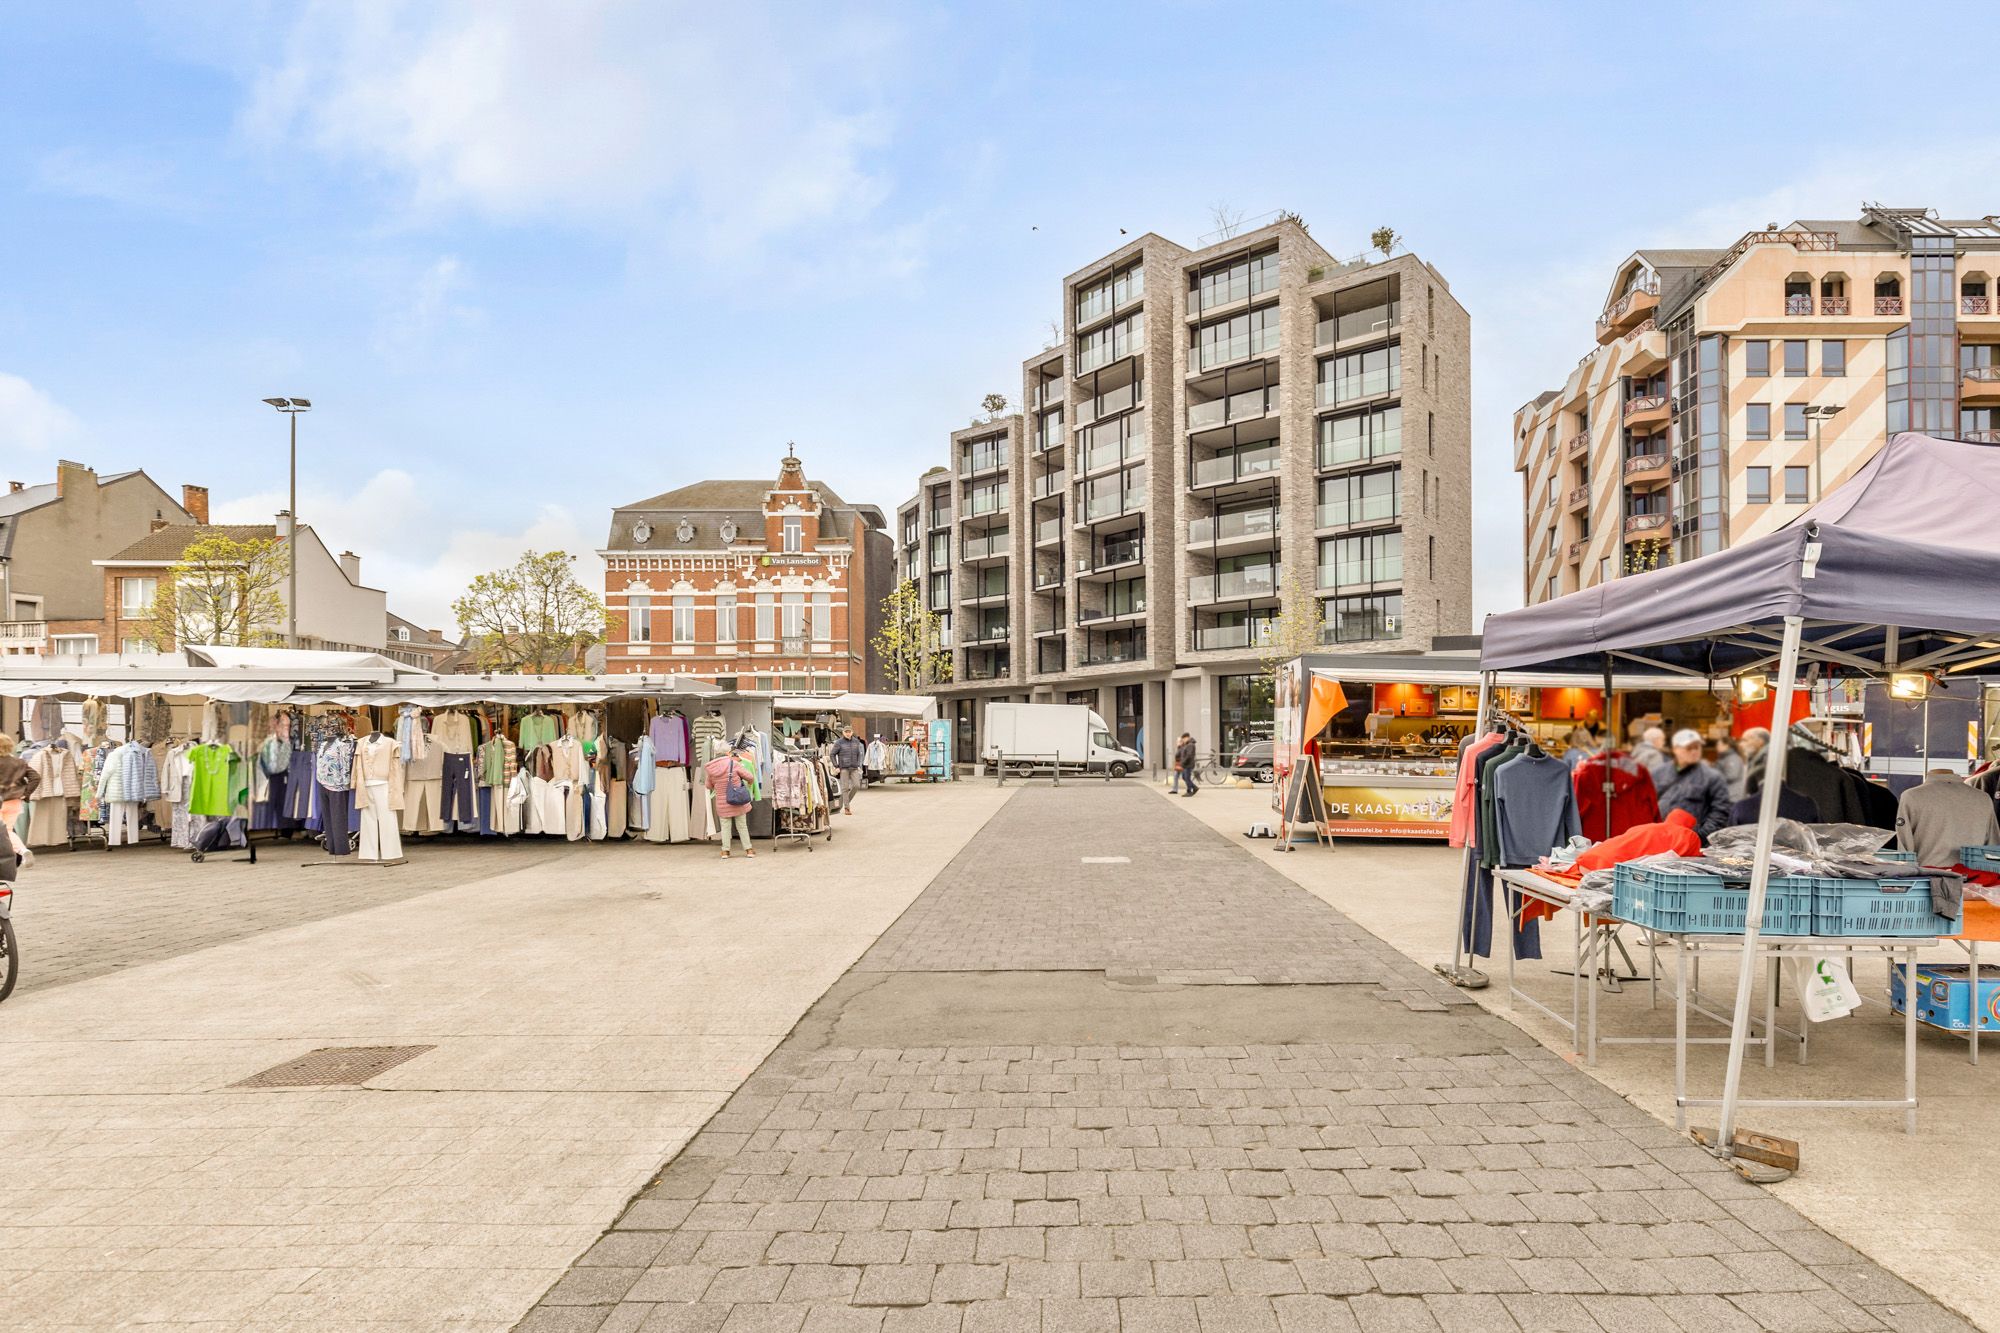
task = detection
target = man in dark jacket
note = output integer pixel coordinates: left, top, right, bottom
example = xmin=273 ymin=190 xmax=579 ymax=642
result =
xmin=1174 ymin=733 xmax=1198 ymax=796
xmin=1656 ymin=729 xmax=1730 ymax=837
xmin=830 ymin=726 xmax=866 ymax=815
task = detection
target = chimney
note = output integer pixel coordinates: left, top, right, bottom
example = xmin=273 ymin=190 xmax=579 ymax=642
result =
xmin=275 ymin=509 xmax=294 ymax=539
xmin=181 ymin=484 xmax=209 ymax=524
xmin=339 ymin=550 xmax=361 ymax=584
xmin=55 ymin=459 xmax=93 ymax=498
xmin=7 ymin=481 xmax=22 ymax=494
xmin=150 ymin=518 xmax=171 ymax=533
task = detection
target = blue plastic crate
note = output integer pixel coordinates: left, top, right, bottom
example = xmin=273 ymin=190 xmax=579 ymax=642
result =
xmin=1612 ymin=863 xmax=1813 ymax=935
xmin=1959 ymin=846 xmax=2000 ymax=874
xmin=1873 ymin=849 xmax=1918 ymax=865
xmin=1810 ymin=876 xmax=1959 ymax=938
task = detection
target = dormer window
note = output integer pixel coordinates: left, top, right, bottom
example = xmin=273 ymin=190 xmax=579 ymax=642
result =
xmin=782 ymin=516 xmax=803 ymax=553
xmin=719 ymin=519 xmax=738 ymax=544
xmin=395 ymin=626 xmax=410 ymax=642
xmin=633 ymin=520 xmax=653 ymax=544
xmin=676 ymin=518 xmax=695 ymax=543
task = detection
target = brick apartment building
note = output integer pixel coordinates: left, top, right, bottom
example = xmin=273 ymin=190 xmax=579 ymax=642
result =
xmin=598 ymin=453 xmax=893 ymax=693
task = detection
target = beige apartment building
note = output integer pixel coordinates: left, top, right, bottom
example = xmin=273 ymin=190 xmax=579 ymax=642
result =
xmin=1517 ymin=205 xmax=2000 ymax=604
xmin=896 ymin=215 xmax=1472 ymax=768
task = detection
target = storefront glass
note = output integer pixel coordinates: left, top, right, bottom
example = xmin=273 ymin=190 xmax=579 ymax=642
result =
xmin=1218 ymin=673 xmax=1274 ymax=756
xmin=1114 ymin=683 xmax=1142 ymax=751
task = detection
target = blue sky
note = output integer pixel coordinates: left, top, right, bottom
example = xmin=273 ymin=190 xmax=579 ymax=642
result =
xmin=2 ymin=1 xmax=1996 ymax=630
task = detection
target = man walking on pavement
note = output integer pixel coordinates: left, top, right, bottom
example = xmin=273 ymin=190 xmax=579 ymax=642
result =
xmin=830 ymin=724 xmax=866 ymax=816
xmin=1174 ymin=732 xmax=1199 ymax=797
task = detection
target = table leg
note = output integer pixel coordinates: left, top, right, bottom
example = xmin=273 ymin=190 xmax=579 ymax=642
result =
xmin=1570 ymin=907 xmax=1583 ymax=1057
xmin=1586 ymin=922 xmax=1600 ymax=1066
xmin=1675 ymin=941 xmax=1689 ymax=1132
xmin=1766 ymin=944 xmax=1779 ymax=1070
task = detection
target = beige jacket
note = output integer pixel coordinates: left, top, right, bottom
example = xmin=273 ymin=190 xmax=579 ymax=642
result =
xmin=354 ymin=736 xmax=407 ymax=810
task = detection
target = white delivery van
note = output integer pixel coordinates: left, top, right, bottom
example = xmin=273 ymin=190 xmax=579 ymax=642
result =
xmin=980 ymin=702 xmax=1143 ymax=777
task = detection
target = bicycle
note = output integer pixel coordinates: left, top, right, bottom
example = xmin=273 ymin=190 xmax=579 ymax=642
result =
xmin=0 ymin=877 xmax=16 ymax=1003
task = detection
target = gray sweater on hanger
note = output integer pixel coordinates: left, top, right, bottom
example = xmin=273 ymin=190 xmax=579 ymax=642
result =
xmin=1896 ymin=771 xmax=2000 ymax=868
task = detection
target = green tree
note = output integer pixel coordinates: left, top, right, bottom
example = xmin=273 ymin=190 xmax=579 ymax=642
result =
xmin=1370 ymin=226 xmax=1400 ymax=258
xmin=980 ymin=392 xmax=1010 ymax=421
xmin=144 ymin=533 xmax=288 ymax=649
xmin=873 ymin=578 xmax=953 ymax=691
xmin=451 ymin=549 xmax=606 ymax=674
xmin=1257 ymin=564 xmax=1328 ymax=676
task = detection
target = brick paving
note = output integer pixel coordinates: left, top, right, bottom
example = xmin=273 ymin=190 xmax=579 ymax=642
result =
xmin=10 ymin=835 xmax=568 ymax=996
xmin=514 ymin=786 xmax=1971 ymax=1332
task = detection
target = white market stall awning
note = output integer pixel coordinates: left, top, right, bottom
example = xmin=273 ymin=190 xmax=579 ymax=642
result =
xmin=770 ymin=692 xmax=938 ymax=720
xmin=286 ymin=673 xmax=726 ymax=706
xmin=0 ymin=648 xmax=404 ymax=702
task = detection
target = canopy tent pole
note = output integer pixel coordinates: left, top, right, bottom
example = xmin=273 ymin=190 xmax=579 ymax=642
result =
xmin=1714 ymin=613 xmax=1803 ymax=1156
xmin=1601 ymin=658 xmax=1615 ymax=841
xmin=1437 ymin=670 xmax=1493 ymax=988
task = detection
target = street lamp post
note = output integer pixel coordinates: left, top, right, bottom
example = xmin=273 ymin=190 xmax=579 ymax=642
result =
xmin=262 ymin=398 xmax=312 ymax=647
xmin=1805 ymin=403 xmax=1843 ymax=501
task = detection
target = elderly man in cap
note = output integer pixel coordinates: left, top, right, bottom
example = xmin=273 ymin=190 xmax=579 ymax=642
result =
xmin=1656 ymin=728 xmax=1732 ymax=838
xmin=830 ymin=724 xmax=867 ymax=816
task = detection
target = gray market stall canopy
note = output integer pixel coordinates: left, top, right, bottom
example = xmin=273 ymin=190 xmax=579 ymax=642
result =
xmin=1480 ymin=432 xmax=2000 ymax=681
xmin=770 ymin=692 xmax=938 ymax=720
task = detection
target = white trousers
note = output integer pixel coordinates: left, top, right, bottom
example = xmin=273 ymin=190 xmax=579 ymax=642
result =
xmin=358 ymin=781 xmax=403 ymax=862
xmin=106 ymin=800 xmax=144 ymax=847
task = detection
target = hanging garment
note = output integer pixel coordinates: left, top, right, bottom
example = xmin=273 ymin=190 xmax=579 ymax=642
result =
xmin=1449 ymin=734 xmax=1506 ymax=849
xmin=440 ymin=753 xmax=478 ymax=826
xmin=188 ymin=744 xmax=238 ymax=818
xmin=518 ymin=712 xmax=559 ymax=753
xmin=402 ymin=729 xmax=445 ymax=835
xmin=104 ymin=800 xmax=144 ymax=847
xmin=661 ymin=766 xmax=691 ymax=842
xmin=284 ymin=747 xmax=318 ymax=823
xmin=355 ymin=741 xmax=404 ymax=863
xmin=1898 ymin=771 xmax=2000 ymax=867
xmin=691 ymin=713 xmax=727 ymax=765
xmin=319 ymin=780 xmax=354 ymax=856
xmin=1571 ymin=750 xmax=1660 ymax=842
xmin=649 ymin=712 xmax=691 ymax=765
xmin=1728 ymin=786 xmax=1819 ymax=826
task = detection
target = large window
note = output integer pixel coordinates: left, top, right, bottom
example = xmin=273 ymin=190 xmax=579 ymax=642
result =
xmin=1320 ymin=276 xmax=1400 ymax=344
xmin=811 ymin=591 xmax=832 ymax=641
xmin=1822 ymin=339 xmax=1846 ymax=376
xmin=965 ymin=480 xmax=1010 ymax=516
xmin=927 ymin=571 xmax=951 ymax=609
xmin=781 ymin=516 xmax=803 ymax=553
xmin=1317 ymin=467 xmax=1401 ymax=528
xmin=1190 ymin=249 xmax=1277 ymax=314
xmin=780 ymin=591 xmax=805 ymax=641
xmin=1104 ymin=575 xmax=1145 ymax=617
xmin=1322 ymin=593 xmax=1402 ymax=644
xmin=1191 ymin=305 xmax=1280 ymax=371
xmin=1785 ymin=466 xmax=1810 ymax=504
xmin=1077 ymin=464 xmax=1146 ymax=521
xmin=1783 ymin=340 xmax=1808 ymax=377
xmin=1744 ymin=340 xmax=1770 ymax=377
xmin=1745 ymin=403 xmax=1770 ymax=440
xmin=1784 ymin=402 xmax=1808 ymax=440
xmin=671 ymin=595 xmax=695 ymax=644
xmin=1319 ymin=531 xmax=1402 ymax=590
xmin=1318 ymin=343 xmax=1400 ymax=406
xmin=716 ymin=595 xmax=736 ymax=643
xmin=119 ymin=576 xmax=158 ymax=615
xmin=1318 ymin=405 xmax=1401 ymax=468
xmin=1078 ymin=311 xmax=1144 ymax=373
xmin=1217 ymin=673 xmax=1276 ymax=755
xmin=1745 ymin=466 xmax=1771 ymax=504
xmin=1076 ymin=260 xmax=1143 ymax=323
xmin=929 ymin=532 xmax=949 ymax=567
xmin=1079 ymin=409 xmax=1146 ymax=472
xmin=755 ymin=591 xmax=775 ymax=641
xmin=627 ymin=594 xmax=652 ymax=643
xmin=50 ymin=634 xmax=98 ymax=654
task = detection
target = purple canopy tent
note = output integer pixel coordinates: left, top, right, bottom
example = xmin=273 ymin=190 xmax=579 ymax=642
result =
xmin=1477 ymin=432 xmax=2000 ymax=1154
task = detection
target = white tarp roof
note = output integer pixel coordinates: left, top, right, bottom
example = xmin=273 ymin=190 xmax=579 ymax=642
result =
xmin=770 ymin=692 xmax=937 ymax=720
xmin=288 ymin=673 xmax=724 ymax=706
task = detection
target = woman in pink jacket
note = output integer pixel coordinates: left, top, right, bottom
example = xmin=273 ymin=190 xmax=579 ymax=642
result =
xmin=702 ymin=744 xmax=757 ymax=859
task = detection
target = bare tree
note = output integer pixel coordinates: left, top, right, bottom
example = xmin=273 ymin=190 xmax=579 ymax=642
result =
xmin=1257 ymin=565 xmax=1328 ymax=676
xmin=1208 ymin=202 xmax=1245 ymax=240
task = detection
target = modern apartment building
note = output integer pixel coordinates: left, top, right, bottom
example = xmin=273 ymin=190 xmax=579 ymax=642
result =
xmin=1516 ymin=205 xmax=2000 ymax=603
xmin=897 ymin=216 xmax=1472 ymax=767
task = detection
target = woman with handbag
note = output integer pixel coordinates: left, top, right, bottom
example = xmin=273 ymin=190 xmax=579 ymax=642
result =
xmin=702 ymin=743 xmax=757 ymax=859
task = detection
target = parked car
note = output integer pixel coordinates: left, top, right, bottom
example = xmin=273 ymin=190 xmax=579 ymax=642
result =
xmin=1233 ymin=740 xmax=1277 ymax=784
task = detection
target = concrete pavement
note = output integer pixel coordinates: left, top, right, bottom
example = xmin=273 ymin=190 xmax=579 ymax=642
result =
xmin=517 ymin=783 xmax=1970 ymax=1332
xmin=0 ymin=781 xmax=1011 ymax=1331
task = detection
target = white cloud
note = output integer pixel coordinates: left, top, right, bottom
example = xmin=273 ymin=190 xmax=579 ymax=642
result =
xmin=0 ymin=372 xmax=82 ymax=455
xmin=243 ymin=1 xmax=904 ymax=258
xmin=212 ymin=468 xmax=602 ymax=632
xmin=33 ymin=146 xmax=196 ymax=215
xmin=373 ymin=254 xmax=481 ymax=359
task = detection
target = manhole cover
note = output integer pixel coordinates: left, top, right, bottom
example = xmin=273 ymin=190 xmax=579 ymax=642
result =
xmin=232 ymin=1045 xmax=436 ymax=1088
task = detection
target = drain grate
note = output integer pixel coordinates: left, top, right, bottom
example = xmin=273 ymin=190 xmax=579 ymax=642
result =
xmin=232 ymin=1044 xmax=436 ymax=1088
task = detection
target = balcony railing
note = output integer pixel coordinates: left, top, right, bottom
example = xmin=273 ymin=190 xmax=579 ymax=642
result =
xmin=1624 ymin=512 xmax=1669 ymax=537
xmin=1966 ymin=367 xmax=2000 ymax=385
xmin=1317 ymin=496 xmax=1399 ymax=528
xmin=1594 ymin=277 xmax=1661 ymax=337
xmin=1078 ymin=603 xmax=1145 ymax=625
xmin=1035 ymin=518 xmax=1062 ymax=544
xmin=1193 ymin=620 xmax=1274 ymax=651
xmin=964 ymin=653 xmax=1011 ymax=681
xmin=1033 ymin=566 xmax=1064 ymax=590
xmin=1965 ymin=296 xmax=1993 ymax=316
xmin=0 ymin=619 xmax=48 ymax=646
xmin=779 ymin=636 xmax=808 ymax=654
xmin=971 ymin=622 xmax=1010 ymax=643
xmin=959 ymin=449 xmax=1011 ymax=478
xmin=1082 ymin=442 xmax=1143 ymax=474
xmin=1784 ymin=294 xmax=1814 ymax=316
xmin=1191 ymin=327 xmax=1279 ymax=373
xmin=1081 ymin=631 xmax=1147 ymax=666
xmin=1187 ymin=385 xmax=1278 ymax=432
xmin=960 ymin=583 xmax=1009 ymax=605
xmin=1188 ymin=507 xmax=1279 ymax=545
xmin=963 ymin=485 xmax=1010 ymax=516
xmin=1190 ymin=446 xmax=1280 ymax=488
xmin=1624 ymin=452 xmax=1669 ymax=477
xmin=962 ymin=533 xmax=1011 ymax=560
xmin=1564 ymin=431 xmax=1590 ymax=460
xmin=1080 ymin=490 xmax=1145 ymax=522
xmin=1317 ymin=561 xmax=1401 ymax=592
xmin=1623 ymin=393 xmax=1668 ymax=419
xmin=1032 ymin=470 xmax=1067 ymax=498
xmin=1875 ymin=296 xmax=1904 ymax=316
xmin=1566 ymin=539 xmax=1587 ymax=564
xmin=1190 ymin=566 xmax=1278 ymax=603
xmin=1566 ymin=484 xmax=1591 ymax=510
xmin=1314 ymin=304 xmax=1400 ymax=347
xmin=1821 ymin=296 xmax=1851 ymax=315
xmin=1080 ymin=540 xmax=1145 ymax=572
xmin=1963 ymin=429 xmax=2000 ymax=444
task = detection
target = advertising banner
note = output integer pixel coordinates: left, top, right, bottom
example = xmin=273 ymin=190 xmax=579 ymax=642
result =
xmin=1319 ymin=784 xmax=1454 ymax=838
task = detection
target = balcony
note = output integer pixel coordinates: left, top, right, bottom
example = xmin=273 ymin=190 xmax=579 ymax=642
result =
xmin=1962 ymin=367 xmax=2000 ymax=406
xmin=1081 ymin=629 xmax=1147 ymax=667
xmin=1565 ymin=484 xmax=1591 ymax=513
xmin=1076 ymin=538 xmax=1145 ymax=577
xmin=1315 ymin=304 xmax=1400 ymax=348
xmin=1190 ymin=446 xmax=1280 ymax=490
xmin=1316 ymin=371 xmax=1398 ymax=408
xmin=1190 ymin=565 xmax=1278 ymax=605
xmin=964 ymin=651 xmax=1011 ymax=682
xmin=1033 ymin=619 xmax=1065 ymax=638
xmin=1821 ymin=296 xmax=1851 ymax=316
xmin=1564 ymin=430 xmax=1591 ymax=461
xmin=960 ymin=584 xmax=1010 ymax=607
xmin=1623 ymin=453 xmax=1671 ymax=487
xmin=1192 ymin=620 xmax=1274 ymax=652
xmin=1190 ymin=327 xmax=1280 ymax=375
xmin=1317 ymin=496 xmax=1399 ymax=530
xmin=1033 ymin=564 xmax=1064 ymax=590
xmin=1188 ymin=507 xmax=1279 ymax=548
xmin=1077 ymin=603 xmax=1146 ymax=627
xmin=1784 ymin=294 xmax=1814 ymax=316
xmin=962 ymin=486 xmax=1010 ymax=517
xmin=968 ymin=621 xmax=1011 ymax=644
xmin=1187 ymin=385 xmax=1278 ymax=433
xmin=1078 ymin=490 xmax=1146 ymax=523
xmin=779 ymin=636 xmax=808 ymax=654
xmin=1963 ymin=430 xmax=2000 ymax=444
xmin=1624 ymin=512 xmax=1669 ymax=538
xmin=1595 ymin=279 xmax=1660 ymax=343
xmin=0 ymin=619 xmax=48 ymax=652
xmin=961 ymin=532 xmax=1011 ymax=561
xmin=959 ymin=448 xmax=1011 ymax=479
xmin=1565 ymin=539 xmax=1587 ymax=564
xmin=1965 ymin=296 xmax=1994 ymax=317
xmin=1618 ymin=323 xmax=1668 ymax=378
xmin=1035 ymin=517 xmax=1062 ymax=547
xmin=1875 ymin=296 xmax=1904 ymax=316
xmin=1032 ymin=469 xmax=1067 ymax=499
xmin=1623 ymin=394 xmax=1669 ymax=431
xmin=1081 ymin=442 xmax=1143 ymax=476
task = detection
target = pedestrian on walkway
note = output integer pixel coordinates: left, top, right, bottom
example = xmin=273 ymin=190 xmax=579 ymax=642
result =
xmin=830 ymin=724 xmax=866 ymax=816
xmin=1174 ymin=732 xmax=1198 ymax=797
xmin=702 ymin=743 xmax=757 ymax=859
xmin=0 ymin=750 xmax=38 ymax=887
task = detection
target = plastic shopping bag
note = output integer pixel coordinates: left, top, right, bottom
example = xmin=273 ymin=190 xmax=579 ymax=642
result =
xmin=1795 ymin=958 xmax=1862 ymax=1023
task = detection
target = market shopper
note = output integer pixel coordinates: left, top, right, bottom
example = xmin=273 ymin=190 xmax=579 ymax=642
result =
xmin=1562 ymin=726 xmax=1599 ymax=772
xmin=1174 ymin=733 xmax=1198 ymax=797
xmin=702 ymin=743 xmax=757 ymax=859
xmin=830 ymin=725 xmax=865 ymax=815
xmin=1655 ymin=728 xmax=1731 ymax=837
xmin=1631 ymin=725 xmax=1672 ymax=791
xmin=1714 ymin=735 xmax=1750 ymax=803
xmin=0 ymin=751 xmax=38 ymax=889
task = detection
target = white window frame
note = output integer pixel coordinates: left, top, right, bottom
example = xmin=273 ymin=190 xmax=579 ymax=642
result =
xmin=755 ymin=592 xmax=775 ymax=641
xmin=716 ymin=595 xmax=736 ymax=644
xmin=780 ymin=591 xmax=805 ymax=640
xmin=810 ymin=591 xmax=832 ymax=641
xmin=782 ymin=516 xmax=803 ymax=554
xmin=51 ymin=633 xmax=99 ymax=655
xmin=628 ymin=594 xmax=652 ymax=643
xmin=672 ymin=594 xmax=695 ymax=644
xmin=119 ymin=576 xmax=157 ymax=615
